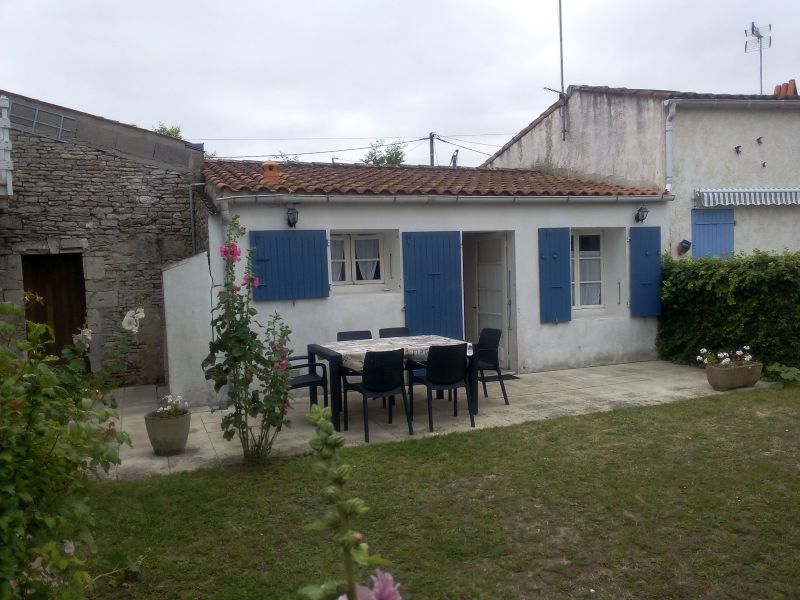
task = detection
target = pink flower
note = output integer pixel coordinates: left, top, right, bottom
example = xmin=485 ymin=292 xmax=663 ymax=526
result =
xmin=336 ymin=571 xmax=402 ymax=600
xmin=220 ymin=242 xmax=242 ymax=262
xmin=67 ymin=419 xmax=76 ymax=429
xmin=370 ymin=571 xmax=401 ymax=600
xmin=252 ymin=276 xmax=260 ymax=287
xmin=353 ymin=532 xmax=363 ymax=542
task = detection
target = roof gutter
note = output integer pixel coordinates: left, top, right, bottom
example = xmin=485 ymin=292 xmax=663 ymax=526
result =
xmin=664 ymin=97 xmax=800 ymax=192
xmin=214 ymin=192 xmax=672 ymax=215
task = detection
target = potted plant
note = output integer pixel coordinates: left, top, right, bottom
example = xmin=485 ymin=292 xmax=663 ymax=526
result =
xmin=696 ymin=346 xmax=762 ymax=391
xmin=144 ymin=394 xmax=191 ymax=455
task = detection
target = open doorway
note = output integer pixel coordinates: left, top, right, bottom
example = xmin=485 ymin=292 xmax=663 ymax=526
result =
xmin=462 ymin=232 xmax=516 ymax=371
xmin=22 ymin=253 xmax=87 ymax=354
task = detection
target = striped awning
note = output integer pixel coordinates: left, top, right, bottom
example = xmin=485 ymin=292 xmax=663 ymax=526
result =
xmin=695 ymin=188 xmax=800 ymax=207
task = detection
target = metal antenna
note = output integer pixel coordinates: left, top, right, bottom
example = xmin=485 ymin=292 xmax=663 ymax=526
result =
xmin=745 ymin=21 xmax=772 ymax=94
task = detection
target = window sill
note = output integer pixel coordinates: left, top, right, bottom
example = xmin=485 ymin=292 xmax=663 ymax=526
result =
xmin=331 ymin=283 xmax=398 ymax=295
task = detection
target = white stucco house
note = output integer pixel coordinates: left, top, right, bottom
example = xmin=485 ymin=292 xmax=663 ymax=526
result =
xmin=164 ymin=160 xmax=671 ymax=404
xmin=483 ymin=82 xmax=800 ymax=258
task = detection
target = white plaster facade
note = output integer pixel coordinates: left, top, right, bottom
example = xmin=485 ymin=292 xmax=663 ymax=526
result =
xmin=165 ymin=193 xmax=669 ymax=405
xmin=487 ymin=87 xmax=800 ymax=256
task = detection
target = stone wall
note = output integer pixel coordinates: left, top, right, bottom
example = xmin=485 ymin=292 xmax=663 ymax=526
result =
xmin=0 ymin=129 xmax=203 ymax=383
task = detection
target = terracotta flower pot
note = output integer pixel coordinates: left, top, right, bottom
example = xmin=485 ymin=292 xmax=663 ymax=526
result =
xmin=144 ymin=411 xmax=191 ymax=456
xmin=705 ymin=362 xmax=763 ymax=392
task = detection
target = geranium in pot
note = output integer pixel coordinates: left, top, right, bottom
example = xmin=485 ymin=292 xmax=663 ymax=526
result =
xmin=144 ymin=394 xmax=191 ymax=455
xmin=697 ymin=346 xmax=762 ymax=391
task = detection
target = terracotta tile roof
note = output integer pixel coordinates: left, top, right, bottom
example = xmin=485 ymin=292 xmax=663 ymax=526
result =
xmin=483 ymin=82 xmax=800 ymax=166
xmin=203 ymin=160 xmax=664 ymax=197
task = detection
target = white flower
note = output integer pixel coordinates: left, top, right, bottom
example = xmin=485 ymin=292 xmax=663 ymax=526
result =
xmin=703 ymin=358 xmax=708 ymax=364
xmin=134 ymin=307 xmax=145 ymax=320
xmin=717 ymin=352 xmax=725 ymax=359
xmin=81 ymin=328 xmax=92 ymax=341
xmin=700 ymin=348 xmax=707 ymax=354
xmin=743 ymin=345 xmax=750 ymax=350
xmin=736 ymin=350 xmax=743 ymax=356
xmin=63 ymin=540 xmax=75 ymax=555
xmin=721 ymin=357 xmax=731 ymax=365
xmin=121 ymin=310 xmax=139 ymax=333
xmin=696 ymin=355 xmax=703 ymax=362
xmin=744 ymin=354 xmax=752 ymax=361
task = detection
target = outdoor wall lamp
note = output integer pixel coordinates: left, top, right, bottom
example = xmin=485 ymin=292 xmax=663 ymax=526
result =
xmin=286 ymin=206 xmax=299 ymax=228
xmin=634 ymin=206 xmax=649 ymax=223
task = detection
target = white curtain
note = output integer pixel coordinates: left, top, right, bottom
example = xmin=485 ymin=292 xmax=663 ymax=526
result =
xmin=354 ymin=239 xmax=379 ymax=280
xmin=331 ymin=239 xmax=346 ymax=281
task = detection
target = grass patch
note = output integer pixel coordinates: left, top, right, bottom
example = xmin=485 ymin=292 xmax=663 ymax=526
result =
xmin=88 ymin=388 xmax=800 ymax=599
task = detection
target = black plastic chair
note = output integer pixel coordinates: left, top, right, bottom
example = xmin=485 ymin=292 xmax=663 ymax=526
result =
xmin=379 ymin=327 xmax=410 ymax=338
xmin=288 ymin=355 xmax=328 ymax=408
xmin=409 ymin=343 xmax=475 ymax=432
xmin=337 ymin=330 xmax=372 ymax=342
xmin=477 ymin=328 xmax=509 ymax=405
xmin=344 ymin=349 xmax=413 ymax=443
xmin=336 ymin=330 xmax=373 ymax=398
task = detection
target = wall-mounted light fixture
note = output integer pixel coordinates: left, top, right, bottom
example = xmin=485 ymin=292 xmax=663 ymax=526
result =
xmin=677 ymin=239 xmax=692 ymax=255
xmin=286 ymin=206 xmax=299 ymax=228
xmin=634 ymin=206 xmax=649 ymax=223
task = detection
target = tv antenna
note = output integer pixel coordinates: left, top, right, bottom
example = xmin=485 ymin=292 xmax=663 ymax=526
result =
xmin=744 ymin=22 xmax=772 ymax=94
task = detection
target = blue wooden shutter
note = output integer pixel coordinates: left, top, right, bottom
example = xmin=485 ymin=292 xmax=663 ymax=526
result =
xmin=692 ymin=209 xmax=734 ymax=258
xmin=629 ymin=226 xmax=662 ymax=317
xmin=538 ymin=228 xmax=571 ymax=324
xmin=249 ymin=230 xmax=329 ymax=301
xmin=402 ymin=231 xmax=464 ymax=339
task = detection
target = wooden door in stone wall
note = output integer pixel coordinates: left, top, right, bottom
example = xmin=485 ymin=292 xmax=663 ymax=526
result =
xmin=22 ymin=254 xmax=87 ymax=354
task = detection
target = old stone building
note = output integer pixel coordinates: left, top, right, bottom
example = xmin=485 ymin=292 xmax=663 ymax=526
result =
xmin=0 ymin=90 xmax=210 ymax=382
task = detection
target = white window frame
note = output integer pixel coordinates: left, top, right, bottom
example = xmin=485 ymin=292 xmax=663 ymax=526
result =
xmin=570 ymin=230 xmax=605 ymax=309
xmin=330 ymin=233 xmax=384 ymax=286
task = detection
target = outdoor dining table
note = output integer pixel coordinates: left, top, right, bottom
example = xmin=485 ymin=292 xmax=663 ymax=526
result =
xmin=307 ymin=335 xmax=479 ymax=432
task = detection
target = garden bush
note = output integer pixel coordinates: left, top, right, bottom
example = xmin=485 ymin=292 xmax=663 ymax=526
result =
xmin=657 ymin=251 xmax=800 ymax=366
xmin=0 ymin=301 xmax=130 ymax=597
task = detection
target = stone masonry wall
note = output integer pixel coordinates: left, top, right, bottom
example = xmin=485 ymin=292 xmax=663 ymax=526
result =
xmin=0 ymin=129 xmax=202 ymax=383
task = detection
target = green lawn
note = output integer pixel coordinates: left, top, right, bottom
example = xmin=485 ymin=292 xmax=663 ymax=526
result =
xmin=87 ymin=388 xmax=800 ymax=599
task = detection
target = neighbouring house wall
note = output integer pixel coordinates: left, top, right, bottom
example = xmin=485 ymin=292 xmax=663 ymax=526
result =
xmin=671 ymin=106 xmax=800 ymax=254
xmin=169 ymin=199 xmax=670 ymax=403
xmin=489 ymin=91 xmax=666 ymax=190
xmin=0 ymin=128 xmax=202 ymax=382
xmin=163 ymin=252 xmax=215 ymax=405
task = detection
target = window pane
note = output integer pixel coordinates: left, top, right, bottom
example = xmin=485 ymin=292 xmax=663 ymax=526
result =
xmin=330 ymin=239 xmax=345 ymax=260
xmin=356 ymin=260 xmax=380 ymax=280
xmin=580 ymin=258 xmax=601 ymax=281
xmin=580 ymin=282 xmax=602 ymax=305
xmin=331 ymin=261 xmax=345 ymax=282
xmin=354 ymin=239 xmax=379 ymax=259
xmin=579 ymin=235 xmax=601 ymax=253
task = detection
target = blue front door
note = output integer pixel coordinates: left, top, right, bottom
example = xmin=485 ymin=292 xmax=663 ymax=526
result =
xmin=402 ymin=231 xmax=464 ymax=339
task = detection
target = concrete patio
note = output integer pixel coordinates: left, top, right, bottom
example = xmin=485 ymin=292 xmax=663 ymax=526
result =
xmin=107 ymin=360 xmax=743 ymax=479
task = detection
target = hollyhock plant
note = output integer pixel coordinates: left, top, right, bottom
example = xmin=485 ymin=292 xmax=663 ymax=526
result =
xmin=300 ymin=407 xmax=401 ymax=600
xmin=203 ymin=216 xmax=291 ymax=463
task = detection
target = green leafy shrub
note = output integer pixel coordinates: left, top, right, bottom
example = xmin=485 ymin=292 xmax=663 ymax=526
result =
xmin=766 ymin=363 xmax=800 ymax=388
xmin=0 ymin=302 xmax=131 ymax=597
xmin=202 ymin=217 xmax=292 ymax=463
xmin=658 ymin=251 xmax=800 ymax=366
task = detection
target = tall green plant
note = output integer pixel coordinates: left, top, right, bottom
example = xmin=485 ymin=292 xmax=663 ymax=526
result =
xmin=202 ymin=217 xmax=291 ymax=462
xmin=0 ymin=302 xmax=131 ymax=597
xmin=300 ymin=406 xmax=401 ymax=600
xmin=658 ymin=251 xmax=800 ymax=366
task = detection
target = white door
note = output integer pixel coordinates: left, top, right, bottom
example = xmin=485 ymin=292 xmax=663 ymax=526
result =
xmin=476 ymin=235 xmax=510 ymax=369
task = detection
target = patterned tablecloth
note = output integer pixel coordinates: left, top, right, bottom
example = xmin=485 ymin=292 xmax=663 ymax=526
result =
xmin=318 ymin=335 xmax=473 ymax=371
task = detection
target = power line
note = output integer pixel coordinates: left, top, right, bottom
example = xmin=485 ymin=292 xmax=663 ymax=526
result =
xmin=187 ymin=132 xmax=516 ymax=142
xmin=435 ymin=137 xmax=493 ymax=156
xmin=215 ymin=137 xmax=427 ymax=160
xmin=437 ymin=135 xmax=501 ymax=148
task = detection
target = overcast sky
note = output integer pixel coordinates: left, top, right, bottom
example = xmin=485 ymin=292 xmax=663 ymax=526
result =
xmin=1 ymin=0 xmax=797 ymax=167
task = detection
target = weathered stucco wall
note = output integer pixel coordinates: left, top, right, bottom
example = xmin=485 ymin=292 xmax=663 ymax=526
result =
xmin=490 ymin=91 xmax=666 ymax=190
xmin=671 ymin=106 xmax=800 ymax=254
xmin=0 ymin=129 xmax=202 ymax=382
xmin=167 ymin=198 xmax=670 ymax=404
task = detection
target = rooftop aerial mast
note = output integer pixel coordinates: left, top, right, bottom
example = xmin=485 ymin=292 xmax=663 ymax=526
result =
xmin=745 ymin=22 xmax=772 ymax=94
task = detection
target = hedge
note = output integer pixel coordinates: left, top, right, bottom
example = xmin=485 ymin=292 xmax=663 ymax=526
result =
xmin=657 ymin=251 xmax=800 ymax=367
